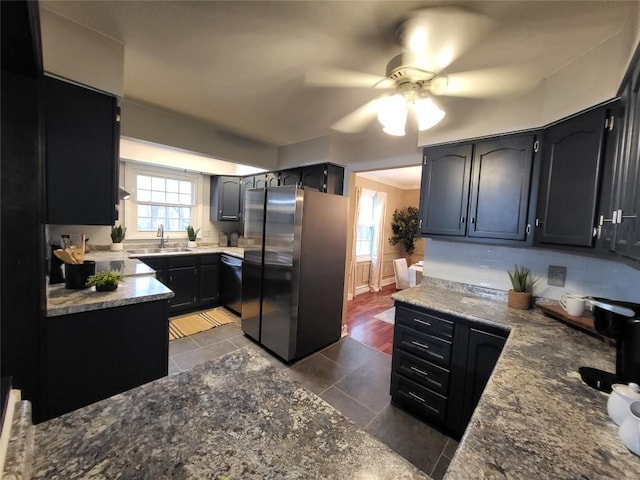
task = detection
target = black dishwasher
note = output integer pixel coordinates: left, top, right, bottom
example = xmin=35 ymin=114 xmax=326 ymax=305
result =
xmin=221 ymin=254 xmax=242 ymax=315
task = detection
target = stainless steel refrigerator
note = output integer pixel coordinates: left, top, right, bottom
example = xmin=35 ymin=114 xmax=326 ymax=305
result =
xmin=242 ymin=185 xmax=348 ymax=362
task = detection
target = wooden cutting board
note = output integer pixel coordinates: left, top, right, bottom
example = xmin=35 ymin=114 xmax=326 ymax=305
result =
xmin=538 ymin=304 xmax=609 ymax=343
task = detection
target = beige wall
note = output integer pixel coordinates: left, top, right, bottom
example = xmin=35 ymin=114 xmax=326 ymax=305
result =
xmin=347 ymin=175 xmax=422 ymax=295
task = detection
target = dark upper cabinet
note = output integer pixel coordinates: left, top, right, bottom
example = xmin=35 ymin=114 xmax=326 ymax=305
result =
xmin=534 ymin=106 xmax=607 ymax=247
xmin=419 ymin=143 xmax=473 ymax=236
xmin=279 ymin=168 xmax=301 ymax=186
xmin=461 ymin=328 xmax=506 ymax=427
xmin=299 ymin=163 xmax=344 ymax=195
xmin=613 ymin=58 xmax=640 ymax=260
xmin=595 ymin=101 xmax=624 ymax=253
xmin=468 ymin=135 xmax=534 ymax=241
xmin=300 ymin=164 xmax=326 ymax=191
xmin=45 ymin=75 xmax=119 ymax=225
xmin=420 ymin=134 xmax=536 ymax=244
xmin=210 ymin=176 xmax=242 ymax=222
xmin=254 ymin=172 xmax=278 ymax=189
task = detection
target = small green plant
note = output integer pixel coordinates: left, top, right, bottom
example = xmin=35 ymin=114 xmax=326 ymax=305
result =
xmin=110 ymin=224 xmax=126 ymax=243
xmin=86 ymin=270 xmax=124 ymax=287
xmin=389 ymin=206 xmax=419 ymax=256
xmin=186 ymin=225 xmax=201 ymax=241
xmin=507 ymin=264 xmax=537 ymax=293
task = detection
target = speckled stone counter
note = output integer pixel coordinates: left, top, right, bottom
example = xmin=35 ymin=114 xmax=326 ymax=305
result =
xmin=393 ymin=278 xmax=640 ymax=479
xmin=47 ymin=274 xmax=173 ymax=317
xmin=3 ymin=401 xmax=34 ymax=480
xmin=32 ymin=348 xmax=428 ymax=480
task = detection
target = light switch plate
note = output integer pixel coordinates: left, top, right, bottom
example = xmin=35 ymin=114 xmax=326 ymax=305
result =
xmin=548 ymin=265 xmax=566 ymax=287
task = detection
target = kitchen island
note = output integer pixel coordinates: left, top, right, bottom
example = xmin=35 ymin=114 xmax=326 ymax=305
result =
xmin=30 ymin=348 xmax=428 ymax=480
xmin=393 ymin=278 xmax=640 ymax=479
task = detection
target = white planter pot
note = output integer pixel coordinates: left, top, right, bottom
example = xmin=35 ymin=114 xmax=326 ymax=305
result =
xmin=187 ymin=241 xmax=197 ymax=248
xmin=110 ymin=242 xmax=124 ymax=251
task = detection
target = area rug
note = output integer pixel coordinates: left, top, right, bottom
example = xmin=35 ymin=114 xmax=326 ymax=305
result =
xmin=169 ymin=307 xmax=240 ymax=340
xmin=373 ymin=307 xmax=395 ymax=325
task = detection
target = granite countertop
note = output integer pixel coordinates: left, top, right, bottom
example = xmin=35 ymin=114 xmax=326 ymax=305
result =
xmin=47 ymin=274 xmax=174 ymax=317
xmin=393 ymin=278 xmax=640 ymax=479
xmin=31 ymin=348 xmax=429 ymax=480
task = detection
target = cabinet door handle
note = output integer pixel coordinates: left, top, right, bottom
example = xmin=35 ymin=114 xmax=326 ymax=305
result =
xmin=411 ymin=340 xmax=430 ymax=350
xmin=460 ymin=216 xmax=465 ymax=224
xmin=413 ymin=318 xmax=431 ymax=327
xmin=618 ymin=209 xmax=637 ymax=223
xmin=419 ymin=219 xmax=422 ymax=229
xmin=526 ymin=224 xmax=531 ymax=235
xmin=535 ymin=218 xmax=543 ymax=227
xmin=599 ymin=214 xmax=614 ymax=225
xmin=169 ymin=275 xmax=173 ymax=282
xmin=470 ymin=217 xmax=475 ymax=224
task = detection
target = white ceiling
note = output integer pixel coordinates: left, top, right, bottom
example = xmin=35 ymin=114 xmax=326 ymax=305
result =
xmin=357 ymin=166 xmax=423 ymax=190
xmin=41 ymin=1 xmax=634 ymax=146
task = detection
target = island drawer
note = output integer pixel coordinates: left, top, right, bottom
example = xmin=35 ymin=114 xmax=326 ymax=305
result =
xmin=392 ymin=349 xmax=449 ymax=396
xmin=391 ymin=373 xmax=447 ymax=423
xmin=396 ymin=305 xmax=453 ymax=340
xmin=394 ymin=325 xmax=452 ymax=367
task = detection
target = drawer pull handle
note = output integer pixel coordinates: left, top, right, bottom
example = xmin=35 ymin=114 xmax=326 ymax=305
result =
xmin=408 ymin=391 xmax=426 ymax=403
xmin=407 ymin=392 xmax=440 ymax=414
xmin=410 ymin=366 xmax=428 ymax=376
xmin=409 ymin=366 xmax=442 ymax=388
xmin=414 ymin=318 xmax=431 ymax=327
xmin=411 ymin=341 xmax=430 ymax=350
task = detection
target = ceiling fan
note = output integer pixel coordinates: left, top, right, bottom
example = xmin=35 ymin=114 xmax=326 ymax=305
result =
xmin=305 ymin=7 xmax=503 ymax=136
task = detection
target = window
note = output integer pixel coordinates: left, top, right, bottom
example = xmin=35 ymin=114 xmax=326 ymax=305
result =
xmin=356 ymin=190 xmax=376 ymax=258
xmin=122 ymin=163 xmax=203 ymax=238
xmin=135 ymin=174 xmax=194 ymax=232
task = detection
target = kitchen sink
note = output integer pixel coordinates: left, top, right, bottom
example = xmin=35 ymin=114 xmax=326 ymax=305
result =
xmin=126 ymin=247 xmax=192 ymax=256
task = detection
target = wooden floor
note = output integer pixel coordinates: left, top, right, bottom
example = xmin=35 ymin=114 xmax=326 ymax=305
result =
xmin=345 ymin=284 xmax=396 ymax=355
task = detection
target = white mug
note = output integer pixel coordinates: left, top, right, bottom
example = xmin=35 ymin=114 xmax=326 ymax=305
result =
xmin=560 ymin=294 xmax=586 ymax=316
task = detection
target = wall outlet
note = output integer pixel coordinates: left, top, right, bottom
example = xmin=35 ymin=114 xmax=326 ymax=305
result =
xmin=547 ymin=265 xmax=566 ymax=287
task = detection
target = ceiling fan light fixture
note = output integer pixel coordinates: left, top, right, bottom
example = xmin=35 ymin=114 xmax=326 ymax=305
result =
xmin=414 ymin=97 xmax=445 ymax=131
xmin=377 ymin=94 xmax=408 ymax=136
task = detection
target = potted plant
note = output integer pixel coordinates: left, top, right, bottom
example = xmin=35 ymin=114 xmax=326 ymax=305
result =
xmin=110 ymin=224 xmax=126 ymax=251
xmin=507 ymin=264 xmax=537 ymax=310
xmin=389 ymin=206 xmax=419 ymax=257
xmin=186 ymin=225 xmax=200 ymax=248
xmin=86 ymin=270 xmax=124 ymax=292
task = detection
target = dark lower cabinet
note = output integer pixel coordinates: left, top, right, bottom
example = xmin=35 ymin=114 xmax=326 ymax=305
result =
xmin=461 ymin=328 xmax=507 ymax=426
xmin=167 ymin=265 xmax=198 ymax=310
xmin=200 ymin=262 xmax=220 ymax=304
xmin=391 ymin=302 xmax=507 ymax=439
xmin=38 ymin=299 xmax=169 ymax=422
xmin=139 ymin=253 xmax=220 ymax=314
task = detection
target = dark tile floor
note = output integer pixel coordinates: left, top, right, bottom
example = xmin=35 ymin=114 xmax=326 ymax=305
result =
xmin=169 ymin=323 xmax=458 ymax=479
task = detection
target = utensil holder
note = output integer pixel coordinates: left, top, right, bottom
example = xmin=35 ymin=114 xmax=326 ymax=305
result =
xmin=64 ymin=261 xmax=96 ymax=289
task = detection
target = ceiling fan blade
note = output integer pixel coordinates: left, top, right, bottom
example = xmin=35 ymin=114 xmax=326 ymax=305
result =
xmin=331 ymin=98 xmax=380 ymax=133
xmin=399 ymin=7 xmax=495 ymax=73
xmin=305 ymin=67 xmax=393 ymax=89
xmin=431 ymin=66 xmax=541 ymax=98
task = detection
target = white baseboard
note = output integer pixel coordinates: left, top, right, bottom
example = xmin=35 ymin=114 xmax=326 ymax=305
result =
xmin=381 ymin=277 xmax=396 ymax=287
xmin=355 ymin=285 xmax=369 ymax=296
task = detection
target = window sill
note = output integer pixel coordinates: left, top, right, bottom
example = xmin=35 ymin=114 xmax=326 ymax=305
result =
xmin=356 ymin=255 xmax=371 ymax=263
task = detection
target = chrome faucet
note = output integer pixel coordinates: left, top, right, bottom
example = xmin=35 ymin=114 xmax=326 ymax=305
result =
xmin=157 ymin=224 xmax=168 ymax=248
